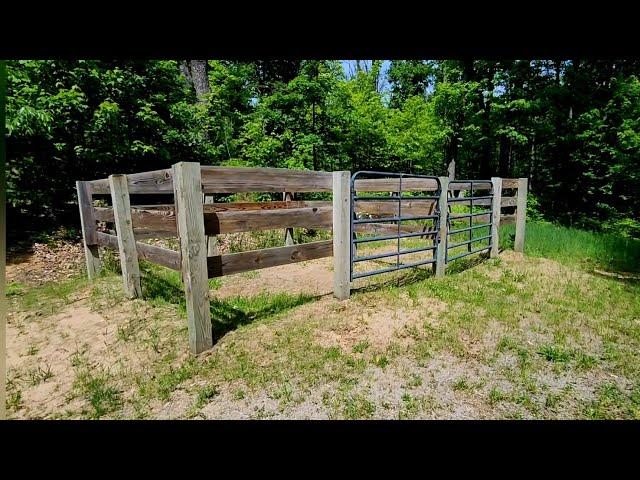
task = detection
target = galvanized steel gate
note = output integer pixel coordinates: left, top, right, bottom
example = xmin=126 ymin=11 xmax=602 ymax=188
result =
xmin=349 ymin=171 xmax=442 ymax=280
xmin=349 ymin=172 xmax=496 ymax=281
xmin=446 ymin=180 xmax=495 ymax=262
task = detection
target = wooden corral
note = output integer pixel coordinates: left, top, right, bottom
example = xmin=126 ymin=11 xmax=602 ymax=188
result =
xmin=77 ymin=163 xmax=528 ymax=353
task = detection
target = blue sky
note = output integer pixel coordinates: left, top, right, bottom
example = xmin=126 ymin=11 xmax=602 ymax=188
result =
xmin=341 ymin=60 xmax=392 ymax=91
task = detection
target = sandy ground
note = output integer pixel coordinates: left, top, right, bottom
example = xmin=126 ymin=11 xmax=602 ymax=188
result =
xmin=6 ymin=241 xmax=637 ymax=419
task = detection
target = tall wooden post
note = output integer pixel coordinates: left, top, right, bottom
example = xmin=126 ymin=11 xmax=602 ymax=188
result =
xmin=490 ymin=177 xmax=502 ymax=258
xmin=435 ymin=176 xmax=449 ymax=277
xmin=109 ymin=174 xmax=142 ymax=298
xmin=333 ymin=171 xmax=351 ymax=300
xmin=283 ymin=191 xmax=294 ymax=246
xmin=514 ymin=177 xmax=528 ymax=253
xmin=203 ymin=194 xmax=218 ymax=256
xmin=447 ymin=160 xmax=455 ymax=181
xmin=76 ymin=181 xmax=102 ymax=280
xmin=173 ymin=162 xmax=213 ymax=354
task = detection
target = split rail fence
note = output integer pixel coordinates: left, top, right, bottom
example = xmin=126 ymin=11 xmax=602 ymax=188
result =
xmin=77 ymin=162 xmax=528 ymax=353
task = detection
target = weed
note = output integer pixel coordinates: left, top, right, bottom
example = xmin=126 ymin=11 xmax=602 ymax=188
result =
xmin=489 ymin=387 xmax=505 ymax=405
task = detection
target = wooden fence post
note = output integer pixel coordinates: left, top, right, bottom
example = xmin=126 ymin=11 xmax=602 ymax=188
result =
xmin=76 ymin=181 xmax=102 ymax=280
xmin=333 ymin=171 xmax=351 ymax=300
xmin=514 ymin=177 xmax=528 ymax=253
xmin=203 ymin=194 xmax=218 ymax=256
xmin=173 ymin=162 xmax=213 ymax=354
xmin=283 ymin=191 xmax=294 ymax=246
xmin=109 ymin=174 xmax=142 ymax=298
xmin=490 ymin=177 xmax=502 ymax=258
xmin=435 ymin=176 xmax=449 ymax=277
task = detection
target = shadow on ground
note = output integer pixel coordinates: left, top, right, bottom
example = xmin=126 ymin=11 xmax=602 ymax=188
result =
xmin=139 ymin=261 xmax=320 ymax=343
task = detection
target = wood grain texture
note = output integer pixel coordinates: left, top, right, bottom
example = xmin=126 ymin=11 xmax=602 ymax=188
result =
xmin=435 ymin=177 xmax=449 ymax=277
xmin=204 ymin=206 xmax=333 ymax=235
xmin=91 ymin=168 xmax=173 ymax=194
xmin=333 ymin=171 xmax=351 ymax=299
xmin=173 ymin=162 xmax=212 ymax=354
xmin=514 ymin=178 xmax=528 ymax=252
xmin=109 ymin=175 xmax=142 ymax=298
xmin=201 ymin=166 xmax=332 ymax=193
xmin=207 ymin=240 xmax=333 ymax=278
xmin=76 ymin=181 xmax=101 ymax=279
xmin=95 ymin=232 xmax=180 ymax=271
xmin=490 ymin=177 xmax=502 ymax=258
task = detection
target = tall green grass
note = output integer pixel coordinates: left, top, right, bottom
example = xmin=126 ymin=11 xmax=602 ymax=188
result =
xmin=500 ymin=221 xmax=640 ymax=273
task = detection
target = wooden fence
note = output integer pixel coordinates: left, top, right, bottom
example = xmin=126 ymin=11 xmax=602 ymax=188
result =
xmin=77 ymin=162 xmax=528 ymax=353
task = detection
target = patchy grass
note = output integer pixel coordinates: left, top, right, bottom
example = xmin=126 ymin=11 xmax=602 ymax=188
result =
xmin=7 ymin=221 xmax=640 ymax=419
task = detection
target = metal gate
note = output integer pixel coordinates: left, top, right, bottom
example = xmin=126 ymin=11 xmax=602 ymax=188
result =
xmin=446 ymin=179 xmax=495 ymax=262
xmin=349 ymin=171 xmax=442 ymax=280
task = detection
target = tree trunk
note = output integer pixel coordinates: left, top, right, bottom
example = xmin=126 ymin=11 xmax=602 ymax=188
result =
xmin=189 ymin=60 xmax=210 ymax=102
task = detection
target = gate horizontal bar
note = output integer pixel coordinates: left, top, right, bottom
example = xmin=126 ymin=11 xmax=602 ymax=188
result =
xmin=449 ymin=211 xmax=492 ymax=220
xmin=447 ymin=245 xmax=492 ymax=262
xmin=353 ymin=243 xmax=438 ymax=263
xmin=351 ymin=257 xmax=436 ymax=279
xmin=448 ymin=223 xmax=492 ymax=235
xmin=353 ymin=229 xmax=439 ymax=244
xmin=448 ymin=195 xmax=493 ymax=202
xmin=447 ymin=234 xmax=492 ymax=250
xmin=353 ymin=214 xmax=439 ymax=224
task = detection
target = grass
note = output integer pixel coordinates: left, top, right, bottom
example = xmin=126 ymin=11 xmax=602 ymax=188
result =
xmin=500 ymin=220 xmax=640 ymax=273
xmin=7 ymin=219 xmax=640 ymax=419
xmin=70 ymin=350 xmax=122 ymax=419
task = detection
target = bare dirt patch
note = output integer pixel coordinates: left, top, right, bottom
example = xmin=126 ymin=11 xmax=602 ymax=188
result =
xmin=213 ymin=257 xmax=335 ymax=299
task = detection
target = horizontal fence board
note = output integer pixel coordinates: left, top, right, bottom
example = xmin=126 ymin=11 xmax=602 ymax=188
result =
xmin=91 ymin=167 xmax=333 ymax=194
xmin=501 ymin=178 xmax=519 ymax=189
xmin=207 ymin=240 xmax=333 ymax=278
xmin=94 ymin=207 xmax=177 ymax=236
xmin=95 ymin=232 xmax=181 ymax=270
xmin=204 ymin=206 xmax=333 ymax=235
xmin=203 ymin=200 xmax=331 ymax=212
xmin=91 ymin=169 xmax=173 ymax=194
xmin=201 ymin=167 xmax=332 ymax=193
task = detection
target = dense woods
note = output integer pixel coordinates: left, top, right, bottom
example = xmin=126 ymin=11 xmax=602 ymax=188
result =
xmin=6 ymin=59 xmax=640 ymax=238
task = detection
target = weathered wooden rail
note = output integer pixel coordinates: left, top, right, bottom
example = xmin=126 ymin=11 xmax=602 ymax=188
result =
xmin=77 ymin=162 xmax=528 ymax=354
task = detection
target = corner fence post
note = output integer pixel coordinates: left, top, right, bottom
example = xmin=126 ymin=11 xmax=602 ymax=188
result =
xmin=76 ymin=181 xmax=102 ymax=280
xmin=173 ymin=162 xmax=213 ymax=354
xmin=435 ymin=176 xmax=449 ymax=277
xmin=490 ymin=177 xmax=502 ymax=258
xmin=514 ymin=177 xmax=528 ymax=253
xmin=109 ymin=174 xmax=142 ymax=298
xmin=333 ymin=171 xmax=351 ymax=300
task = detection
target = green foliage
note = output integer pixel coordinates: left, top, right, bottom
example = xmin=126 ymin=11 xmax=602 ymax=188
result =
xmin=7 ymin=59 xmax=640 ymax=241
